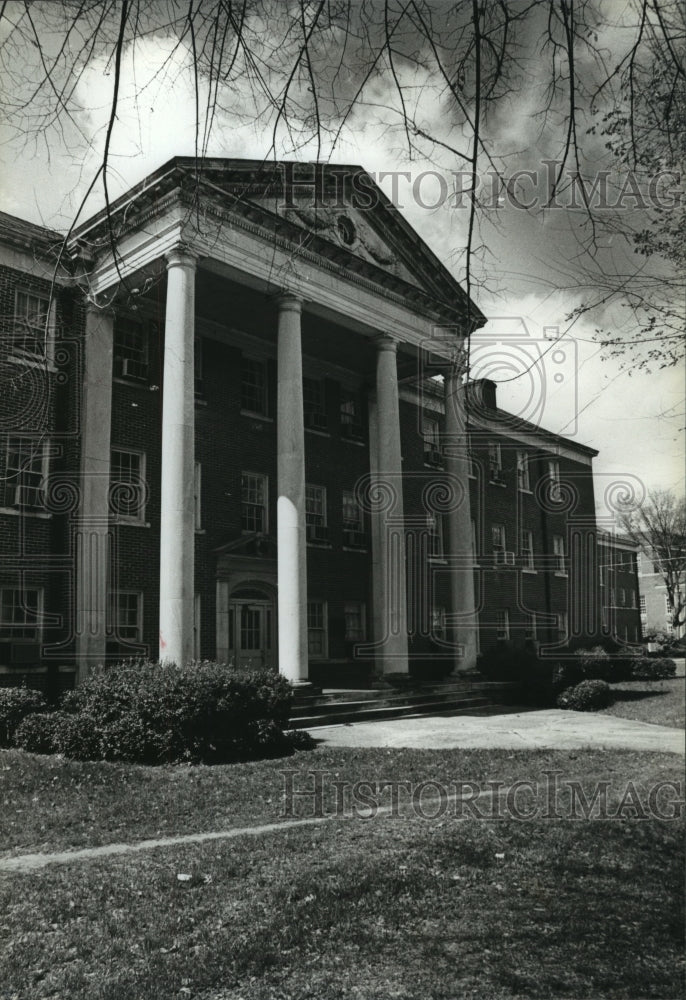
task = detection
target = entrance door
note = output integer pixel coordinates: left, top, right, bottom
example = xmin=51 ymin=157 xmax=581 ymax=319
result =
xmin=229 ymin=589 xmax=274 ymax=669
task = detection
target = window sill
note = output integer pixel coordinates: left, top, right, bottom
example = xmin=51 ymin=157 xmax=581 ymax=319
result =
xmin=113 ymin=376 xmax=151 ymax=389
xmin=112 ymin=519 xmax=151 ymax=528
xmin=0 ymin=506 xmax=52 ymax=519
xmin=522 ymin=568 xmax=538 ymax=575
xmin=554 ymin=571 xmax=568 ymax=578
xmin=306 ymin=541 xmax=332 ymax=549
xmin=489 ymin=480 xmax=506 ymax=488
xmin=305 ymin=427 xmax=330 ymax=438
xmin=518 ymin=487 xmax=533 ymax=495
xmin=428 ymin=556 xmax=448 ymax=564
xmin=241 ymin=410 xmax=273 ymax=422
xmin=342 ymin=546 xmax=368 ymax=554
xmin=7 ymin=354 xmax=57 ymax=374
xmin=340 ymin=434 xmax=365 ymax=446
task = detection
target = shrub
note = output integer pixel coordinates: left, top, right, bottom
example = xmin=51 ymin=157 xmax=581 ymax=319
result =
xmin=14 ymin=711 xmax=62 ymax=754
xmin=557 ymin=679 xmax=611 ymax=711
xmin=52 ymin=660 xmax=295 ymax=763
xmin=476 ymin=642 xmax=538 ymax=682
xmin=0 ymin=688 xmax=47 ymax=746
xmin=630 ymin=656 xmax=677 ymax=681
xmin=574 ymin=646 xmax=633 ymax=683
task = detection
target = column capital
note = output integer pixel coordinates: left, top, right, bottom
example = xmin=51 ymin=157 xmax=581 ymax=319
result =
xmin=374 ymin=334 xmax=398 ymax=353
xmin=166 ymin=244 xmax=198 ymax=270
xmin=277 ymin=292 xmax=304 ymax=314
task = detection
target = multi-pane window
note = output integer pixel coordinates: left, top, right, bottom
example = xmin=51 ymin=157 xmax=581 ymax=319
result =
xmin=492 ymin=524 xmax=506 ymax=554
xmin=630 ymin=589 xmax=636 ymax=608
xmin=525 ymin=613 xmax=537 ymax=641
xmin=306 ymin=485 xmax=327 ymax=525
xmin=241 ymin=472 xmax=268 ymax=533
xmin=516 ymin=450 xmax=530 ymax=491
xmin=194 ymin=462 xmax=202 ymax=530
xmin=619 ymin=588 xmax=626 ymax=606
xmin=548 ymin=459 xmax=561 ymax=500
xmin=0 ymin=588 xmax=42 ymax=639
xmin=488 ymin=442 xmax=502 ymax=482
xmin=639 ymin=595 xmax=647 ymax=616
xmin=340 ymin=390 xmax=363 ymax=439
xmin=427 ymin=513 xmax=444 ymax=558
xmin=553 ymin=534 xmax=566 ymax=573
xmin=303 ymin=378 xmax=327 ymax=430
xmin=307 ymin=601 xmax=327 ymax=657
xmin=342 ymin=490 xmax=363 ymax=531
xmin=344 ymin=601 xmax=366 ymax=642
xmin=521 ymin=529 xmax=534 ymax=569
xmin=431 ymin=606 xmax=446 ymax=639
xmin=14 ymin=289 xmax=49 ymax=357
xmin=423 ymin=416 xmax=442 ymax=465
xmin=110 ymin=449 xmax=146 ymax=522
xmin=114 ymin=318 xmax=149 ymax=380
xmin=495 ymin=609 xmax=510 ymax=640
xmin=241 ymin=358 xmax=268 ymax=415
xmin=3 ymin=437 xmax=46 ymax=510
xmin=107 ymin=591 xmax=142 ymax=642
xmin=556 ymin=611 xmax=568 ymax=642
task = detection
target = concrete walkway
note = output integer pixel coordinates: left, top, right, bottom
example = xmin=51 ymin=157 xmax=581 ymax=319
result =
xmin=315 ymin=707 xmax=685 ymax=754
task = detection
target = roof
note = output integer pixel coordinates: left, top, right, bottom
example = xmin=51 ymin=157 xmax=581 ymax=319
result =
xmin=0 ymin=211 xmax=62 ymax=258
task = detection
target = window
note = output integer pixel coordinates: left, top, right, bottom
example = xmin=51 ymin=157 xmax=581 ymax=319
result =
xmin=307 ymin=601 xmax=327 ymax=657
xmin=423 ymin=416 xmax=442 ymax=465
xmin=114 ymin=317 xmax=149 ymax=380
xmin=241 ymin=358 xmax=268 ymax=416
xmin=639 ymin=595 xmax=646 ymax=617
xmin=342 ymin=490 xmax=363 ymax=531
xmin=194 ymin=462 xmax=202 ymax=530
xmin=495 ymin=609 xmax=510 ymax=640
xmin=521 ymin=529 xmax=534 ymax=570
xmin=610 ymin=588 xmax=616 ymax=606
xmin=548 ymin=460 xmax=561 ymax=500
xmin=306 ymin=485 xmax=328 ymax=542
xmin=14 ymin=289 xmax=49 ymax=357
xmin=492 ymin=524 xmax=506 ymax=554
xmin=525 ymin=613 xmax=537 ymax=641
xmin=0 ymin=588 xmax=42 ymax=639
xmin=516 ymin=450 xmax=530 ymax=491
xmin=107 ymin=591 xmax=142 ymax=642
xmin=553 ymin=534 xmax=566 ymax=574
xmin=303 ymin=378 xmax=327 ymax=430
xmin=344 ymin=602 xmax=366 ymax=642
xmin=110 ymin=449 xmax=146 ymax=522
xmin=241 ymin=472 xmax=267 ymax=533
xmin=427 ymin=513 xmax=444 ymax=558
xmin=3 ymin=437 xmax=46 ymax=510
xmin=431 ymin=606 xmax=446 ymax=639
xmin=619 ymin=588 xmax=626 ymax=606
xmin=488 ymin=443 xmax=502 ymax=482
xmin=556 ymin=612 xmax=568 ymax=642
xmin=599 ymin=565 xmax=604 ymax=587
xmin=340 ymin=390 xmax=363 ymax=440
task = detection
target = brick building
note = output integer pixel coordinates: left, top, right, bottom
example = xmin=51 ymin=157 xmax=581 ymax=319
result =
xmin=597 ymin=532 xmax=642 ymax=645
xmin=1 ymin=158 xmax=608 ymax=691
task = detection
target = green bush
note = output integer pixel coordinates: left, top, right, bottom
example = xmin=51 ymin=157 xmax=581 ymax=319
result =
xmin=49 ymin=660 xmax=295 ymax=763
xmin=630 ymin=656 xmax=677 ymax=681
xmin=556 ymin=679 xmax=611 ymax=711
xmin=0 ymin=688 xmax=47 ymax=746
xmin=13 ymin=710 xmax=62 ymax=754
xmin=574 ymin=646 xmax=633 ymax=683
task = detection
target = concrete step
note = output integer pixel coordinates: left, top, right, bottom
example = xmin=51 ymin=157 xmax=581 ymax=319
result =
xmin=289 ymin=694 xmax=491 ymax=729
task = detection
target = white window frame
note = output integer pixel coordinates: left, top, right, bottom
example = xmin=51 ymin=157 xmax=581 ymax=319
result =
xmin=492 ymin=523 xmax=506 ymax=554
xmin=431 ymin=605 xmax=446 ymax=640
xmin=488 ymin=442 xmax=502 ymax=482
xmin=307 ymin=601 xmax=328 ymax=658
xmin=110 ymin=448 xmax=147 ymax=524
xmin=553 ymin=534 xmax=566 ymax=575
xmin=619 ymin=588 xmax=626 ymax=606
xmin=113 ymin=316 xmax=151 ymax=381
xmin=422 ymin=415 xmax=442 ymax=465
xmin=556 ymin=611 xmax=568 ymax=642
xmin=4 ymin=436 xmax=48 ymax=511
xmin=339 ymin=390 xmax=363 ymax=440
xmin=516 ymin=450 xmax=531 ymax=491
xmin=241 ymin=472 xmax=268 ymax=534
xmin=13 ymin=287 xmax=53 ymax=362
xmin=548 ymin=459 xmax=561 ymax=500
xmin=344 ymin=601 xmax=366 ymax=642
xmin=525 ymin=613 xmax=537 ymax=641
xmin=303 ymin=377 xmax=327 ymax=431
xmin=107 ymin=590 xmax=143 ymax=643
xmin=0 ymin=586 xmax=44 ymax=640
xmin=521 ymin=529 xmax=535 ymax=571
xmin=427 ymin=512 xmax=444 ymax=559
xmin=495 ymin=609 xmax=510 ymax=640
xmin=342 ymin=490 xmax=363 ymax=532
xmin=305 ymin=484 xmax=327 ymax=528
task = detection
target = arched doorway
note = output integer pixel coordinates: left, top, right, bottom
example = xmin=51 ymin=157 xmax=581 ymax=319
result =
xmin=228 ymin=586 xmax=275 ymax=669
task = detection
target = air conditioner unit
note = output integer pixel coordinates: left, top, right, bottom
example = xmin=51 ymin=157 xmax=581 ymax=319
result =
xmin=306 ymin=524 xmax=329 ymax=543
xmin=494 ymin=550 xmax=515 ymax=567
xmin=343 ymin=529 xmax=365 ymax=548
xmin=119 ymin=357 xmax=149 ymax=381
xmin=305 ymin=411 xmax=328 ymax=431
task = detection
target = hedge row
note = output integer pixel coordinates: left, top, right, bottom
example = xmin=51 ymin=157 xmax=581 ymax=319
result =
xmin=3 ymin=661 xmax=313 ymax=764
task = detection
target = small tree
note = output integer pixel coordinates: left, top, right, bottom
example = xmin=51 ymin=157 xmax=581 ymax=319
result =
xmin=620 ymin=489 xmax=686 ymax=636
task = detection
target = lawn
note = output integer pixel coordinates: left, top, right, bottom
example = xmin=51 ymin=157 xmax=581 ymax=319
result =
xmin=603 ymin=677 xmax=685 ymax=729
xmin=0 ymin=746 xmax=684 ymax=999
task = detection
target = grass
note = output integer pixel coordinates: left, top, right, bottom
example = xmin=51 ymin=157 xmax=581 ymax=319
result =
xmin=0 ymin=747 xmax=684 ymax=998
xmin=602 ymin=677 xmax=685 ymax=729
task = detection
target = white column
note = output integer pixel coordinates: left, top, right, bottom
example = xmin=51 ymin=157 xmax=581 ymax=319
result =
xmin=276 ymin=294 xmax=309 ymax=683
xmin=371 ymin=335 xmax=409 ymax=675
xmin=159 ymin=247 xmax=197 ymax=665
xmin=75 ymin=304 xmax=114 ymax=681
xmin=444 ymin=367 xmax=478 ymax=671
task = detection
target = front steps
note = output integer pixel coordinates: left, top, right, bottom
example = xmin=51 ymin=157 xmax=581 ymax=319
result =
xmin=289 ymin=680 xmax=517 ymax=729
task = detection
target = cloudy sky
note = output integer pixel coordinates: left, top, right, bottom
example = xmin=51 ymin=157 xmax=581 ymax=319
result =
xmin=0 ymin=2 xmax=682 ymax=517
